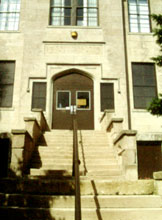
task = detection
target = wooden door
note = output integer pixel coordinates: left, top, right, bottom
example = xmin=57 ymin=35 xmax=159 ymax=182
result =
xmin=52 ymin=73 xmax=94 ymax=130
xmin=137 ymin=141 xmax=162 ymax=179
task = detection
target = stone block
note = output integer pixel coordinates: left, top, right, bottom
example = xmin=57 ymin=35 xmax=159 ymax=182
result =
xmin=153 ymin=171 xmax=162 ymax=180
xmin=24 ymin=117 xmax=42 ymax=144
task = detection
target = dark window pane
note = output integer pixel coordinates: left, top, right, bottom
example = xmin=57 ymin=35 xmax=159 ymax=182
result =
xmin=0 ymin=61 xmax=15 ymax=107
xmin=57 ymin=91 xmax=70 ymax=109
xmin=64 ymin=17 xmax=71 ymax=25
xmin=78 ymin=0 xmax=83 ymax=6
xmin=100 ymin=83 xmax=114 ymax=111
xmin=65 ymin=0 xmax=71 ymax=6
xmin=65 ymin=8 xmax=71 ymax=16
xmin=0 ymin=85 xmax=13 ymax=107
xmin=77 ymin=8 xmax=83 ymax=17
xmin=32 ymin=82 xmax=46 ymax=111
xmin=132 ymin=63 xmax=157 ymax=109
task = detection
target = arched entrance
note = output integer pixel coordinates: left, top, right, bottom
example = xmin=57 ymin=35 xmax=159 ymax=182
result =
xmin=52 ymin=72 xmax=94 ymax=130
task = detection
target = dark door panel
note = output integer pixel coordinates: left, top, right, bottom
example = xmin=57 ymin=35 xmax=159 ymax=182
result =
xmin=52 ymin=73 xmax=94 ymax=130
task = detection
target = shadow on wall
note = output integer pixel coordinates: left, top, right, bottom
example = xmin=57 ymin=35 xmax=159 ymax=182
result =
xmin=0 ymin=133 xmax=75 ymax=220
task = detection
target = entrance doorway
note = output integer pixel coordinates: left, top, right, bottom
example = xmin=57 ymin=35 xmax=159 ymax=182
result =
xmin=137 ymin=141 xmax=162 ymax=179
xmin=52 ymin=72 xmax=94 ymax=130
xmin=0 ymin=138 xmax=11 ymax=178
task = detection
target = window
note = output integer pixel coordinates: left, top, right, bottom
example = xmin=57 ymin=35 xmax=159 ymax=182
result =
xmin=76 ymin=91 xmax=90 ymax=110
xmin=56 ymin=91 xmax=71 ymax=109
xmin=50 ymin=0 xmax=98 ymax=26
xmin=0 ymin=0 xmax=21 ymax=31
xmin=100 ymin=83 xmax=114 ymax=112
xmin=128 ymin=0 xmax=150 ymax=33
xmin=132 ymin=63 xmax=157 ymax=109
xmin=32 ymin=82 xmax=47 ymax=111
xmin=0 ymin=61 xmax=15 ymax=107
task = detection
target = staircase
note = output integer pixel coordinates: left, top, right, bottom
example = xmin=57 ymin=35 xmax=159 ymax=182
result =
xmin=30 ymin=130 xmax=123 ymax=179
xmin=0 ymin=130 xmax=162 ymax=219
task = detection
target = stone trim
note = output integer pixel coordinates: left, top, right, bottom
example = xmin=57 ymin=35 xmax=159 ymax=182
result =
xmin=153 ymin=171 xmax=162 ymax=180
xmin=11 ymin=129 xmax=33 ymax=142
xmin=24 ymin=117 xmax=41 ymax=130
xmin=113 ymin=130 xmax=137 ymax=145
xmin=31 ymin=108 xmax=50 ymax=132
xmin=106 ymin=118 xmax=123 ymax=131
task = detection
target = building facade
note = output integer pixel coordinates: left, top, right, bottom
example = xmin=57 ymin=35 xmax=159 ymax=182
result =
xmin=0 ymin=0 xmax=162 ymax=177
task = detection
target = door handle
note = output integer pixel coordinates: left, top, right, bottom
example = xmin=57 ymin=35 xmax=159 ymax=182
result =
xmin=70 ymin=105 xmax=77 ymax=115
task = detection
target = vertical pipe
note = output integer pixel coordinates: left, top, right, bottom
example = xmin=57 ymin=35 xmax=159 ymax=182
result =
xmin=73 ymin=115 xmax=82 ymax=220
xmin=121 ymin=0 xmax=132 ymax=130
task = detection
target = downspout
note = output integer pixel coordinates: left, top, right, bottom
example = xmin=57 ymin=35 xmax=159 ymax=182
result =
xmin=121 ymin=0 xmax=132 ymax=130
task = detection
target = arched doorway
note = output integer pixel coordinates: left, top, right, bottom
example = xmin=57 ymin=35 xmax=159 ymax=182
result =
xmin=52 ymin=72 xmax=94 ymax=130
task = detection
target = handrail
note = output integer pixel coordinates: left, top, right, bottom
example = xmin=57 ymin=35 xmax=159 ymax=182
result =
xmin=72 ymin=115 xmax=82 ymax=220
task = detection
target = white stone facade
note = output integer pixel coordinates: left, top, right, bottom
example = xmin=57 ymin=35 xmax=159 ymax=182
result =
xmin=0 ymin=0 xmax=162 ymax=141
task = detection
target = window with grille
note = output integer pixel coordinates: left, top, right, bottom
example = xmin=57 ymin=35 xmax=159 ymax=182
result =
xmin=0 ymin=0 xmax=21 ymax=31
xmin=128 ymin=0 xmax=150 ymax=33
xmin=0 ymin=61 xmax=15 ymax=107
xmin=100 ymin=83 xmax=114 ymax=112
xmin=132 ymin=63 xmax=157 ymax=109
xmin=32 ymin=82 xmax=47 ymax=111
xmin=50 ymin=0 xmax=98 ymax=26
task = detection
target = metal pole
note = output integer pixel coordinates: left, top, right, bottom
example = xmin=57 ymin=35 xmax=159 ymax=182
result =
xmin=73 ymin=115 xmax=82 ymax=220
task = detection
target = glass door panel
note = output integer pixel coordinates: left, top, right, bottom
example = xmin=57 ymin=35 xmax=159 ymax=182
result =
xmin=76 ymin=91 xmax=90 ymax=110
xmin=56 ymin=91 xmax=71 ymax=109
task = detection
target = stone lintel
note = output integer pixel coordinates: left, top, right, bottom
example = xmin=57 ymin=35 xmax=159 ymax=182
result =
xmin=153 ymin=171 xmax=162 ymax=180
xmin=114 ymin=130 xmax=137 ymax=145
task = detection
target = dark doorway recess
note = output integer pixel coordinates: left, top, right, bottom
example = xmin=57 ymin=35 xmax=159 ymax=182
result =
xmin=137 ymin=141 xmax=162 ymax=179
xmin=0 ymin=138 xmax=11 ymax=178
xmin=52 ymin=72 xmax=94 ymax=130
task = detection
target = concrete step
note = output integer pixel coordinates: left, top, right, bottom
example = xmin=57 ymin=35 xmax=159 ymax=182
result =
xmin=30 ymin=164 xmax=120 ymax=172
xmin=0 ymin=194 xmax=161 ymax=208
xmin=31 ymin=153 xmax=116 ymax=161
xmin=37 ymin=146 xmax=114 ymax=152
xmin=86 ymin=169 xmax=122 ymax=177
xmin=1 ymin=207 xmax=162 ymax=220
xmin=0 ymin=178 xmax=154 ymax=195
xmin=30 ymin=168 xmax=73 ymax=177
xmin=81 ymin=175 xmax=125 ymax=180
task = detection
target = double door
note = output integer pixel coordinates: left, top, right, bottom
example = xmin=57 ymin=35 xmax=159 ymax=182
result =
xmin=52 ymin=73 xmax=94 ymax=130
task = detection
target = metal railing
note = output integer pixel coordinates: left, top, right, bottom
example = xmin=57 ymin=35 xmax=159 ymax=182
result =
xmin=72 ymin=114 xmax=82 ymax=220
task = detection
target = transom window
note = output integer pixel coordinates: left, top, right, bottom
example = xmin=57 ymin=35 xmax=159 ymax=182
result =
xmin=0 ymin=0 xmax=21 ymax=31
xmin=50 ymin=0 xmax=98 ymax=26
xmin=128 ymin=0 xmax=150 ymax=33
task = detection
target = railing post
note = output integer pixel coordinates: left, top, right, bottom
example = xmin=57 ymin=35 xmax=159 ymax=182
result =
xmin=72 ymin=114 xmax=82 ymax=220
